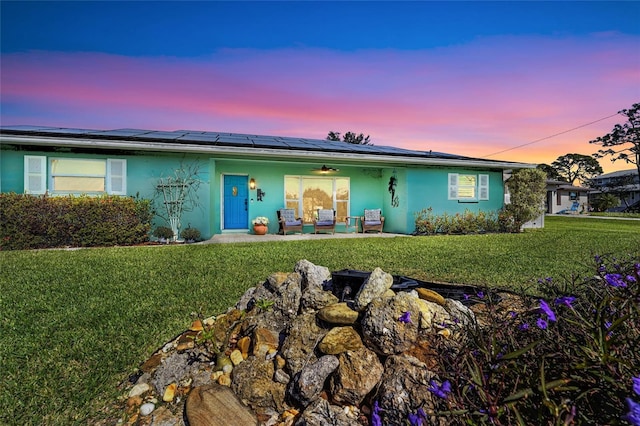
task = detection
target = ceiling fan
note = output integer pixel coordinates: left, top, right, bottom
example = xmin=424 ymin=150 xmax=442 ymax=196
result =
xmin=312 ymin=165 xmax=340 ymax=174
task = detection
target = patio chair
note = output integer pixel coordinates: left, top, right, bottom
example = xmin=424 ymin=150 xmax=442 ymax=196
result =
xmin=278 ymin=209 xmax=304 ymax=235
xmin=361 ymin=209 xmax=385 ymax=233
xmin=313 ymin=209 xmax=336 ymax=234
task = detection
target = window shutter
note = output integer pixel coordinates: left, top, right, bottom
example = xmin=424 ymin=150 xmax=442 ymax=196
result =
xmin=448 ymin=173 xmax=458 ymax=200
xmin=24 ymin=155 xmax=46 ymax=194
xmin=107 ymin=159 xmax=127 ymax=195
xmin=479 ymin=174 xmax=489 ymax=200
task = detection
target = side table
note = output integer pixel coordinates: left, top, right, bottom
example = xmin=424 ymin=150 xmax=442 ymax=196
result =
xmin=344 ymin=216 xmax=360 ymax=233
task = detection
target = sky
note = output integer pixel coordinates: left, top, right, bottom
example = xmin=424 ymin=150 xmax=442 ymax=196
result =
xmin=1 ymin=1 xmax=639 ymax=173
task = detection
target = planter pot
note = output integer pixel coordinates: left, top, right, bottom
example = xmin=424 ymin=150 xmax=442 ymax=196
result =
xmin=253 ymin=224 xmax=268 ymax=235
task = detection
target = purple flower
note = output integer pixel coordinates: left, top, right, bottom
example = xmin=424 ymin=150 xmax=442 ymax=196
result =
xmin=539 ymin=299 xmax=557 ymax=322
xmin=633 ymin=376 xmax=640 ymax=396
xmin=627 ymin=275 xmax=637 ymax=283
xmin=463 ymin=294 xmax=470 ymax=300
xmin=371 ymin=400 xmax=382 ymax=426
xmin=477 ymin=291 xmax=485 ymax=299
xmin=428 ymin=380 xmax=452 ymax=399
xmin=398 ymin=311 xmax=412 ymax=323
xmin=625 ymin=398 xmax=640 ymax=426
xmin=536 ymin=317 xmax=548 ymax=330
xmin=605 ymin=273 xmax=627 ymax=288
xmin=408 ymin=413 xmax=422 ymax=426
xmin=554 ymin=296 xmax=576 ymax=308
xmin=417 ymin=408 xmax=427 ymax=419
xmin=509 ymin=311 xmax=518 ymax=318
xmin=519 ymin=322 xmax=530 ymax=330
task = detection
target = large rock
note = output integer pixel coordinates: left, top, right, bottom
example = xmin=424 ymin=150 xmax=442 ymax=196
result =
xmin=376 ymin=354 xmax=447 ymax=426
xmin=318 ymin=326 xmax=364 ymax=354
xmin=231 ymin=356 xmax=288 ymax=416
xmin=186 ymin=384 xmax=258 ymax=426
xmin=280 ymin=311 xmax=328 ymax=377
xmin=317 ymin=302 xmax=359 ymax=325
xmin=329 ymin=347 xmax=384 ymax=406
xmin=360 ymin=291 xmax=421 ymax=355
xmin=295 ymin=397 xmax=357 ymax=426
xmin=300 ymin=287 xmax=339 ymax=313
xmin=295 ymin=259 xmax=331 ymax=292
xmin=288 ymin=355 xmax=339 ymax=407
xmin=353 ymin=267 xmax=394 ymax=311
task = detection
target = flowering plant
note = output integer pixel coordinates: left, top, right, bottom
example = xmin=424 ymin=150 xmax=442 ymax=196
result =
xmin=251 ymin=216 xmax=269 ymax=225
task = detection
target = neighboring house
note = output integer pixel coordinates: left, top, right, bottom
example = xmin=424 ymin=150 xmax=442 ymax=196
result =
xmin=545 ymin=180 xmax=592 ymax=214
xmin=0 ymin=125 xmax=535 ymax=238
xmin=589 ymin=169 xmax=640 ymax=211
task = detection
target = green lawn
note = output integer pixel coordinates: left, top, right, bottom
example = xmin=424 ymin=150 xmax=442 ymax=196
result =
xmin=0 ymin=216 xmax=638 ymax=425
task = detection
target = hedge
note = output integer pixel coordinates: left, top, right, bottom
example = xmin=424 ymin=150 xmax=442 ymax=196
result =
xmin=0 ymin=193 xmax=153 ymax=250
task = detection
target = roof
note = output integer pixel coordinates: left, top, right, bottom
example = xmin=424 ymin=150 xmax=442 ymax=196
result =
xmin=0 ymin=125 xmax=534 ymax=170
xmin=546 ymin=180 xmax=593 ymax=192
xmin=593 ymin=169 xmax=639 ymax=179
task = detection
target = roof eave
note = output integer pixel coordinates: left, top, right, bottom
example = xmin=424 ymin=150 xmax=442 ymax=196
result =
xmin=0 ymin=134 xmax=535 ymax=170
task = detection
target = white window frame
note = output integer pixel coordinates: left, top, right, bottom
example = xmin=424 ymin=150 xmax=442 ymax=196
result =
xmin=23 ymin=155 xmax=127 ymax=195
xmin=24 ymin=155 xmax=47 ymax=194
xmin=448 ymin=173 xmax=489 ymax=202
xmin=284 ymin=175 xmax=350 ymax=222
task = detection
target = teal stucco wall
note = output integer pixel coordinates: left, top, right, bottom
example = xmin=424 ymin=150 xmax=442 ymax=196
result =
xmin=1 ymin=145 xmax=507 ymax=238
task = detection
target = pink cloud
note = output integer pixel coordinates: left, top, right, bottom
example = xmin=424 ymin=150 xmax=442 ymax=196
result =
xmin=2 ymin=32 xmax=638 ymax=173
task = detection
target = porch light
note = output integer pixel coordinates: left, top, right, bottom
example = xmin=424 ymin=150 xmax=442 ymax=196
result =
xmin=249 ymin=178 xmax=256 ymax=190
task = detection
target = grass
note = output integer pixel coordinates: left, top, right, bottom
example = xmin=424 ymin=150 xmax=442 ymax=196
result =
xmin=0 ymin=216 xmax=638 ymax=425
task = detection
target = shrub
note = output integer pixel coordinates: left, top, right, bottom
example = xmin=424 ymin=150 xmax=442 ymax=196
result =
xmin=0 ymin=193 xmax=152 ymax=250
xmin=427 ymin=254 xmax=640 ymax=425
xmin=503 ymin=168 xmax=546 ymax=231
xmin=152 ymin=226 xmax=174 ymax=240
xmin=414 ymin=208 xmax=500 ymax=235
xmin=180 ymin=227 xmax=201 ymax=242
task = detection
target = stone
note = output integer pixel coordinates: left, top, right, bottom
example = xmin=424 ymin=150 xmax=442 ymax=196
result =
xmin=139 ymin=402 xmax=155 ymax=416
xmin=231 ymin=356 xmax=288 ymax=416
xmin=416 ymin=287 xmax=446 ymax=306
xmin=189 ymin=319 xmax=204 ymax=331
xmin=415 ymin=296 xmax=452 ymax=330
xmin=280 ymin=311 xmax=328 ymax=377
xmin=317 ymin=302 xmax=359 ymax=325
xmin=295 ymin=397 xmax=354 ymax=426
xmin=237 ymin=336 xmax=251 ymax=358
xmin=360 ymin=291 xmax=421 ymax=355
xmin=186 ymin=384 xmax=258 ymax=426
xmin=329 ymin=347 xmax=384 ymax=406
xmin=288 ymin=355 xmax=339 ymax=407
xmin=446 ymin=298 xmax=476 ymax=327
xmin=294 ymin=259 xmax=331 ymax=291
xmin=162 ymin=383 xmax=177 ymax=402
xmin=252 ymin=327 xmax=279 ymax=358
xmin=376 ymin=354 xmax=447 ymax=426
xmin=353 ymin=267 xmax=394 ymax=311
xmin=229 ymin=349 xmax=244 ymax=365
xmin=151 ymin=406 xmax=184 ymax=426
xmin=128 ymin=382 xmax=150 ymax=398
xmin=318 ymin=326 xmax=364 ymax=354
xmin=300 ymin=287 xmax=339 ymax=313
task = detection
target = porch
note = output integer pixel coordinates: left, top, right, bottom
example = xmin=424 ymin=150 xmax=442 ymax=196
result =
xmin=202 ymin=231 xmax=404 ymax=244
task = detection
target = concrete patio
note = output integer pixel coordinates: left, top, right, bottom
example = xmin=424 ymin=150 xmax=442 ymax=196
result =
xmin=202 ymin=231 xmax=405 ymax=244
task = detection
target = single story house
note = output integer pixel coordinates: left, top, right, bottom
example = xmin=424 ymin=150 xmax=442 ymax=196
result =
xmin=0 ymin=125 xmax=536 ymax=238
xmin=545 ymin=180 xmax=592 ymax=214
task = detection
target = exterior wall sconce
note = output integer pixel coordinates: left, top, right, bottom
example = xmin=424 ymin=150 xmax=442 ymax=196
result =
xmin=249 ymin=178 xmax=256 ymax=190
xmin=257 ymin=188 xmax=266 ymax=202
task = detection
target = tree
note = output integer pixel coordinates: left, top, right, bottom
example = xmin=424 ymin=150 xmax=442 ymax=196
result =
xmin=536 ymin=163 xmax=564 ymax=181
xmin=154 ymin=162 xmax=203 ymax=241
xmin=591 ymin=102 xmax=640 ymax=178
xmin=590 ymin=193 xmax=619 ymax=212
xmin=549 ymin=153 xmax=603 ymax=185
xmin=327 ymin=131 xmax=372 ymax=145
xmin=503 ymin=168 xmax=546 ymax=232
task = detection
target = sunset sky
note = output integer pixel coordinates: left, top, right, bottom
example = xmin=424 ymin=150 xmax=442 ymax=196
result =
xmin=1 ymin=1 xmax=639 ymax=173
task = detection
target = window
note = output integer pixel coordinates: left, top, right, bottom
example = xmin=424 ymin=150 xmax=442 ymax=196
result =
xmin=24 ymin=156 xmax=126 ymax=195
xmin=285 ymin=176 xmax=349 ymax=222
xmin=448 ymin=173 xmax=489 ymax=201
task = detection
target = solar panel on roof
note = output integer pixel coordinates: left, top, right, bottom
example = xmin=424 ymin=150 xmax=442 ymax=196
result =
xmin=250 ymin=138 xmax=289 ymax=148
xmin=178 ymin=134 xmax=220 ymax=143
xmin=138 ymin=131 xmax=183 ymax=140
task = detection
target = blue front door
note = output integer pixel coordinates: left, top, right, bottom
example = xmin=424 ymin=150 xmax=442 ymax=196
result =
xmin=223 ymin=175 xmax=249 ymax=229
